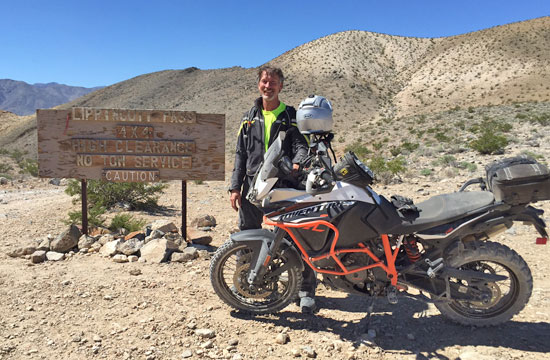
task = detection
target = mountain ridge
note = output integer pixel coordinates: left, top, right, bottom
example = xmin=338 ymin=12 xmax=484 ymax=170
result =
xmin=0 ymin=79 xmax=102 ymax=116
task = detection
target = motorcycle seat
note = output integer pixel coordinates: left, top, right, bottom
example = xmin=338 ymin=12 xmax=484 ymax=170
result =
xmin=393 ymin=191 xmax=495 ymax=233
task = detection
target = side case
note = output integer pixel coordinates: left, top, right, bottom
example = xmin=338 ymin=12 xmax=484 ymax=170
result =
xmin=486 ymin=156 xmax=550 ymax=205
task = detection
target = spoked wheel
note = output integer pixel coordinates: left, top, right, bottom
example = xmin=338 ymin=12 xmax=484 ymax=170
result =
xmin=209 ymin=240 xmax=302 ymax=314
xmin=434 ymin=241 xmax=533 ymax=326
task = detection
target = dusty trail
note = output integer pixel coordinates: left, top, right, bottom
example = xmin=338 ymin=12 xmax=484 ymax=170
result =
xmin=1 ymin=177 xmax=549 ymax=359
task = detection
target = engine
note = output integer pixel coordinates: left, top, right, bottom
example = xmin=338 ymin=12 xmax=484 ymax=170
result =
xmin=321 ymin=252 xmax=387 ymax=296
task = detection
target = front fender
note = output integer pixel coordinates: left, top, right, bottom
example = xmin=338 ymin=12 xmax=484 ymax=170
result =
xmin=230 ymin=229 xmax=275 ymax=269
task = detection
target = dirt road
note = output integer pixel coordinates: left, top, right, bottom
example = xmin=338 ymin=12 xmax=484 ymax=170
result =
xmin=1 ymin=178 xmax=549 ymax=360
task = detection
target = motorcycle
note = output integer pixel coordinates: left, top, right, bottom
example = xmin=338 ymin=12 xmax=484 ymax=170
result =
xmin=210 ymin=131 xmax=549 ymax=326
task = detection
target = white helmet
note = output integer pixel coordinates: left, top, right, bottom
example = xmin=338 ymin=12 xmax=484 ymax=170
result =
xmin=297 ymin=95 xmax=333 ymax=134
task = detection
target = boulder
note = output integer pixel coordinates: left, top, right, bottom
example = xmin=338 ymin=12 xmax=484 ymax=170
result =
xmin=46 ymin=251 xmax=65 ymax=261
xmin=149 ymin=220 xmax=178 ymax=234
xmin=99 ymin=239 xmax=122 ymax=257
xmin=6 ymin=248 xmax=25 ymax=258
xmin=37 ymin=237 xmax=51 ymax=251
xmin=0 ymin=177 xmax=8 ymax=185
xmin=78 ymin=235 xmax=96 ymax=250
xmin=170 ymin=252 xmax=187 ymax=263
xmin=30 ymin=250 xmax=46 ymax=264
xmin=91 ymin=242 xmax=102 ymax=252
xmin=139 ymin=239 xmax=179 ymax=263
xmin=195 ymin=329 xmax=216 ymax=339
xmin=49 ymin=178 xmax=61 ymax=186
xmin=191 ymin=215 xmax=216 ymax=228
xmin=98 ymin=234 xmax=115 ymax=246
xmin=164 ymin=232 xmax=185 ymax=246
xmin=89 ymin=227 xmax=110 ymax=236
xmin=171 ymin=247 xmax=199 ymax=262
xmin=112 ymin=254 xmax=129 ymax=263
xmin=7 ymin=244 xmax=37 ymax=258
xmin=116 ymin=238 xmax=144 ymax=256
xmin=188 ymin=228 xmax=212 ymax=246
xmin=145 ymin=229 xmax=165 ymax=244
xmin=51 ymin=225 xmax=81 ymax=253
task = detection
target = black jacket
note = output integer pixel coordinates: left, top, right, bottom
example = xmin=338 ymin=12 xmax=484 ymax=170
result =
xmin=230 ymin=97 xmax=308 ymax=191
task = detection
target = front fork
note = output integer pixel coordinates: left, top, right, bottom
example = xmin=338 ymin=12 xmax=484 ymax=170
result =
xmin=247 ymin=228 xmax=286 ymax=286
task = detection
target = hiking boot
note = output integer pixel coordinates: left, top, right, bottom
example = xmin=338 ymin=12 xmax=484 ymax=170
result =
xmin=299 ymin=296 xmax=316 ymax=314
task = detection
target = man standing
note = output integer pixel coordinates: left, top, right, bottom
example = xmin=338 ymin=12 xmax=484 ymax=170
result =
xmin=229 ymin=66 xmax=317 ymax=313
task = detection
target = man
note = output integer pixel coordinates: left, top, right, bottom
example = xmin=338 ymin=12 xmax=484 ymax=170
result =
xmin=229 ymin=66 xmax=317 ymax=313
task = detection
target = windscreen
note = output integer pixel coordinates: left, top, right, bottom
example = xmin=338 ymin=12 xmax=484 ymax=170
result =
xmin=259 ymin=131 xmax=286 ymax=181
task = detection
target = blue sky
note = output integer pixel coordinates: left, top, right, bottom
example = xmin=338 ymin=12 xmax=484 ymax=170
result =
xmin=1 ymin=0 xmax=548 ymax=88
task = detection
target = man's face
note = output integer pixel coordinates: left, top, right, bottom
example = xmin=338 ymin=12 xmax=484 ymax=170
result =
xmin=258 ymin=72 xmax=283 ymax=102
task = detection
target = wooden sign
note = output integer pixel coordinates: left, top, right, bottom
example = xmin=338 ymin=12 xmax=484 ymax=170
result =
xmin=37 ymin=108 xmax=225 ymax=181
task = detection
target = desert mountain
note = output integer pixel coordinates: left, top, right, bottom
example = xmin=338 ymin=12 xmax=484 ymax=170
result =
xmin=1 ymin=16 xmax=549 ymax=157
xmin=0 ymin=79 xmax=102 ymax=116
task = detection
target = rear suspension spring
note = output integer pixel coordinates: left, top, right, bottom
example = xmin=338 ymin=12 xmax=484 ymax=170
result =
xmin=404 ymin=237 xmax=421 ymax=263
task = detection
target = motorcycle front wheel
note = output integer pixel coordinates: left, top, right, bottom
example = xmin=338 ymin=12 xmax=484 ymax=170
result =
xmin=434 ymin=241 xmax=533 ymax=326
xmin=209 ymin=239 xmax=302 ymax=314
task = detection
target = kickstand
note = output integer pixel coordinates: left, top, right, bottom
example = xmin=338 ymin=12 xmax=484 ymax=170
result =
xmin=362 ymin=295 xmax=376 ymax=331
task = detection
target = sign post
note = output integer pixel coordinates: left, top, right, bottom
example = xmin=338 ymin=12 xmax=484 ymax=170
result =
xmin=37 ymin=107 xmax=225 ymax=235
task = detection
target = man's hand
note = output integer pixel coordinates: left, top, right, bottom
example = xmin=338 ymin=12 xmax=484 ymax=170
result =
xmin=230 ymin=190 xmax=242 ymax=211
xmin=291 ymin=163 xmax=300 ymax=176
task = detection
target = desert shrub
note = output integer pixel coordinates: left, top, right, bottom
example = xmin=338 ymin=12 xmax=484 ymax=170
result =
xmin=521 ymin=150 xmax=546 ymax=163
xmin=401 ymin=141 xmax=419 ymax=152
xmin=432 ymin=155 xmax=457 ymax=167
xmin=0 ymin=163 xmax=13 ymax=173
xmin=386 ymin=157 xmax=406 ymax=175
xmin=390 ymin=146 xmax=401 ymax=157
xmin=9 ymin=150 xmax=25 ymax=164
xmin=368 ymin=155 xmax=386 ymax=175
xmin=109 ymin=213 xmax=146 ymax=232
xmin=420 ymin=168 xmax=432 ymax=176
xmin=193 ymin=180 xmax=204 ymax=185
xmin=471 ymin=118 xmax=512 ymax=134
xmin=372 ymin=142 xmax=384 ymax=151
xmin=434 ymin=132 xmax=451 ymax=143
xmin=65 ymin=204 xmax=106 ymax=228
xmin=345 ymin=141 xmax=371 ymax=162
xmin=470 ymin=132 xmax=509 ymax=154
xmin=529 ymin=113 xmax=550 ymax=126
xmin=19 ymin=159 xmax=38 ymax=176
xmin=515 ymin=113 xmax=527 ymax=119
xmin=456 ymin=161 xmax=477 ymax=172
xmin=368 ymin=155 xmax=406 ymax=183
xmin=469 ymin=118 xmax=510 ymax=155
xmin=65 ymin=180 xmax=167 ymax=210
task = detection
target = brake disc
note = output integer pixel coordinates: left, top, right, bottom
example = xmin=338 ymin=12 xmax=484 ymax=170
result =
xmin=232 ymin=262 xmax=275 ymax=299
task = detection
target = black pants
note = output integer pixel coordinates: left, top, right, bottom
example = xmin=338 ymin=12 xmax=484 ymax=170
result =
xmin=239 ymin=176 xmax=317 ymax=297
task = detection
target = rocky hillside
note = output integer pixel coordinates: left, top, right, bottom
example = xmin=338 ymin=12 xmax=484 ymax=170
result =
xmin=1 ymin=17 xmax=549 ymax=159
xmin=0 ymin=79 xmax=102 ymax=116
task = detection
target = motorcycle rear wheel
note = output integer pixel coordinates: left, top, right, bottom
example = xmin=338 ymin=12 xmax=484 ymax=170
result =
xmin=210 ymin=240 xmax=302 ymax=314
xmin=434 ymin=241 xmax=532 ymax=326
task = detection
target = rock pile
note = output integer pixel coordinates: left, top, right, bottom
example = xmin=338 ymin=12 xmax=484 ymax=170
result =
xmin=6 ymin=216 xmax=217 ymax=265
